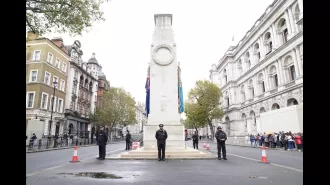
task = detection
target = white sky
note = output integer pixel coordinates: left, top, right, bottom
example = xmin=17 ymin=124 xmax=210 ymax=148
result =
xmin=46 ymin=0 xmax=273 ymax=104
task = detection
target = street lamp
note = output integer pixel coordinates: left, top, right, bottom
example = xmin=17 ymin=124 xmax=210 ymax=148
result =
xmin=48 ymin=81 xmax=58 ymax=136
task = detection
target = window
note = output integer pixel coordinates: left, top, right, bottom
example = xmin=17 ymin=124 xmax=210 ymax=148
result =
xmin=60 ymin=80 xmax=65 ymax=91
xmin=47 ymin=53 xmax=53 ymax=64
xmin=49 ymin=96 xmax=57 ymax=111
xmin=40 ymin=92 xmax=49 ymax=109
xmin=26 ymin=92 xmax=35 ymax=108
xmin=62 ymin=62 xmax=67 ymax=73
xmin=29 ymin=70 xmax=38 ymax=82
xmin=283 ymin=29 xmax=288 ymax=43
xmin=57 ymin=98 xmax=63 ymax=113
xmin=33 ymin=50 xmax=41 ymax=60
xmin=44 ymin=71 xmax=51 ymax=85
xmin=53 ymin=76 xmax=59 ymax=88
xmin=269 ymin=42 xmax=273 ymax=51
xmin=289 ymin=66 xmax=296 ymax=81
xmin=251 ymin=87 xmax=254 ymax=97
xmin=262 ymin=81 xmax=265 ymax=93
xmin=274 ymin=74 xmax=278 ymax=87
xmin=55 ymin=58 xmax=60 ymax=69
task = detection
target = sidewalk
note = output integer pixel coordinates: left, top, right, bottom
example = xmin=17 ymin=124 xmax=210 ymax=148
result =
xmin=26 ymin=141 xmax=125 ymax=153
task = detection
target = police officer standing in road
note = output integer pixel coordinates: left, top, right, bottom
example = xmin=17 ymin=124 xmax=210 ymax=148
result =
xmin=155 ymin=124 xmax=168 ymax=161
xmin=125 ymin=130 xmax=131 ymax=150
xmin=192 ymin=131 xmax=199 ymax=149
xmin=215 ymin=126 xmax=227 ymax=160
xmin=96 ymin=126 xmax=108 ymax=160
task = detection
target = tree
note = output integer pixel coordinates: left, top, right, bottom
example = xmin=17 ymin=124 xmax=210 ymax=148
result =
xmin=184 ymin=80 xmax=224 ymax=140
xmin=95 ymin=87 xmax=136 ymax=139
xmin=26 ymin=0 xmax=110 ymax=36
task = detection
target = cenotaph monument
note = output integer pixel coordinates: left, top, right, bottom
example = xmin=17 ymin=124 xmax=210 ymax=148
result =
xmin=143 ymin=14 xmax=185 ymax=150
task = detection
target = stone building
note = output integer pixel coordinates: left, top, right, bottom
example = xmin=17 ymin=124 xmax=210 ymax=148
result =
xmin=26 ymin=32 xmax=70 ymax=138
xmin=63 ymin=40 xmax=98 ymax=139
xmin=209 ymin=0 xmax=303 ymax=136
xmin=124 ymin=102 xmax=147 ymax=134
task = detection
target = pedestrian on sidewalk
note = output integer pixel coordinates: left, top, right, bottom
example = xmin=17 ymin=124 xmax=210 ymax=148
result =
xmin=294 ymin=133 xmax=302 ymax=152
xmin=192 ymin=131 xmax=199 ymax=149
xmin=29 ymin=133 xmax=37 ymax=150
xmin=96 ymin=126 xmax=108 ymax=160
xmin=215 ymin=126 xmax=227 ymax=160
xmin=287 ymin=133 xmax=294 ymax=150
xmin=250 ymin=134 xmax=255 ymax=147
xmin=125 ymin=131 xmax=131 ymax=150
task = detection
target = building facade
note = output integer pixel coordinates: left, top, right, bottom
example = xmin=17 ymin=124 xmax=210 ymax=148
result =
xmin=124 ymin=102 xmax=147 ymax=134
xmin=26 ymin=32 xmax=70 ymax=138
xmin=209 ymin=0 xmax=303 ymax=136
xmin=64 ymin=41 xmax=98 ymax=139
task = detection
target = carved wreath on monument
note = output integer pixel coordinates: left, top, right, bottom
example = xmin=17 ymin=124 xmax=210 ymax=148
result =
xmin=152 ymin=44 xmax=175 ymax=66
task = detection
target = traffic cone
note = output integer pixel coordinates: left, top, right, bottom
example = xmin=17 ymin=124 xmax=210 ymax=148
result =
xmin=258 ymin=146 xmax=270 ymax=164
xmin=206 ymin=144 xmax=210 ymax=150
xmin=203 ymin=143 xmax=206 ymax=148
xmin=70 ymin=146 xmax=80 ymax=163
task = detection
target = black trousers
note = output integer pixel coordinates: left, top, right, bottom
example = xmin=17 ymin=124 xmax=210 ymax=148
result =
xmin=157 ymin=142 xmax=165 ymax=159
xmin=193 ymin=140 xmax=199 ymax=149
xmin=125 ymin=141 xmax=130 ymax=150
xmin=217 ymin=142 xmax=226 ymax=159
xmin=99 ymin=144 xmax=106 ymax=159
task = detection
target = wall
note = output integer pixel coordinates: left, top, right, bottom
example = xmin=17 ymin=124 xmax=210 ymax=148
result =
xmin=26 ymin=120 xmax=45 ymax=145
xmin=260 ymin=104 xmax=303 ymax=133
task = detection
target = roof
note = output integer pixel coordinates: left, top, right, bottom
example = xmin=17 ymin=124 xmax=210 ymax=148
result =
xmin=87 ymin=52 xmax=99 ymax=66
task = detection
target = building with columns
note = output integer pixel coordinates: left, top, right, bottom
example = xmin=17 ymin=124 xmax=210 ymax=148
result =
xmin=63 ymin=40 xmax=99 ymax=139
xmin=209 ymin=0 xmax=303 ymax=136
xmin=26 ymin=32 xmax=70 ymax=139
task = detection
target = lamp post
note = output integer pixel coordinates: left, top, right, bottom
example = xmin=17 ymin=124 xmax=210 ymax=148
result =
xmin=47 ymin=81 xmax=57 ymax=148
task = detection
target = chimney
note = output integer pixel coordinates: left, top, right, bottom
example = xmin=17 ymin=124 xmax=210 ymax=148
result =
xmin=51 ymin=37 xmax=68 ymax=54
xmin=27 ymin=31 xmax=39 ymax=41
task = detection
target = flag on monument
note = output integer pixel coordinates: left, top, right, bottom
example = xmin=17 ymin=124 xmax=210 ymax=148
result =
xmin=178 ymin=66 xmax=184 ymax=113
xmin=145 ymin=66 xmax=150 ymax=117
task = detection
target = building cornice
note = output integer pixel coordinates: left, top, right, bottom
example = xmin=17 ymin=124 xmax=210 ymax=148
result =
xmin=26 ymin=39 xmax=70 ymax=60
xmin=26 ymin=60 xmax=68 ymax=76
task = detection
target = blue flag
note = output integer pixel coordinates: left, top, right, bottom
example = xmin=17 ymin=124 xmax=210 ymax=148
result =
xmin=145 ymin=67 xmax=150 ymax=117
xmin=178 ymin=66 xmax=184 ymax=113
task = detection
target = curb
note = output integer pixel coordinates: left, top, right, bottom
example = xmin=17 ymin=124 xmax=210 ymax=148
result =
xmin=26 ymin=142 xmax=124 ymax=153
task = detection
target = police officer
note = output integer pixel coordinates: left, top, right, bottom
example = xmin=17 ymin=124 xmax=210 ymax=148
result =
xmin=215 ymin=126 xmax=227 ymax=160
xmin=155 ymin=124 xmax=168 ymax=161
xmin=96 ymin=126 xmax=108 ymax=160
xmin=192 ymin=131 xmax=199 ymax=149
xmin=125 ymin=130 xmax=131 ymax=150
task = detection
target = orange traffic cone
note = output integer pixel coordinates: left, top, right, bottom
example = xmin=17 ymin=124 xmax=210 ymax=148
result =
xmin=206 ymin=144 xmax=210 ymax=150
xmin=203 ymin=143 xmax=206 ymax=148
xmin=70 ymin=146 xmax=80 ymax=163
xmin=259 ymin=146 xmax=270 ymax=164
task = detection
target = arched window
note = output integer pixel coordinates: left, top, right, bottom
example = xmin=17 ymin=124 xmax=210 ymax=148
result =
xmin=283 ymin=56 xmax=296 ymax=82
xmin=260 ymin=107 xmax=266 ymax=113
xmin=245 ymin=52 xmax=251 ymax=70
xmin=223 ymin=69 xmax=227 ymax=84
xmin=248 ymin=79 xmax=254 ymax=99
xmin=224 ymin=91 xmax=229 ymax=107
xmin=271 ymin=103 xmax=280 ymax=110
xmin=287 ymin=98 xmax=298 ymax=106
xmin=242 ymin=113 xmax=247 ymax=131
xmin=278 ymin=18 xmax=288 ymax=44
xmin=254 ymin=43 xmax=260 ymax=63
xmin=241 ymin=85 xmax=245 ymax=102
xmin=258 ymin=73 xmax=265 ymax=93
xmin=264 ymin=32 xmax=272 ymax=54
xmin=250 ymin=111 xmax=256 ymax=126
xmin=237 ymin=59 xmax=243 ymax=75
xmin=294 ymin=5 xmax=300 ymax=21
xmin=269 ymin=65 xmax=278 ymax=89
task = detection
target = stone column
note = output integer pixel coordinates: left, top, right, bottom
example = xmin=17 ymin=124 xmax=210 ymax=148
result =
xmin=263 ymin=68 xmax=270 ymax=91
xmin=270 ymin=24 xmax=278 ymax=49
xmin=298 ymin=0 xmax=303 ymax=20
xmin=295 ymin=46 xmax=303 ymax=76
xmin=284 ymin=10 xmax=293 ymax=39
xmin=279 ymin=57 xmax=288 ymax=84
xmin=288 ymin=6 xmax=297 ymax=35
xmin=253 ymin=75 xmax=258 ymax=96
xmin=276 ymin=60 xmax=284 ymax=86
xmin=291 ymin=49 xmax=301 ymax=77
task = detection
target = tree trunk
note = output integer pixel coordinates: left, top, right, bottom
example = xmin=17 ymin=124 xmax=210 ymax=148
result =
xmin=195 ymin=127 xmax=198 ymax=134
xmin=208 ymin=123 xmax=215 ymax=140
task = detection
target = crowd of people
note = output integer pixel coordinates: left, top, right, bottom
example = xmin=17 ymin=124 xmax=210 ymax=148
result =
xmin=249 ymin=131 xmax=303 ymax=151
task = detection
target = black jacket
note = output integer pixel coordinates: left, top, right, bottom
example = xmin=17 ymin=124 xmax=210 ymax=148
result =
xmin=192 ymin=134 xmax=199 ymax=141
xmin=126 ymin=133 xmax=131 ymax=142
xmin=97 ymin=131 xmax=108 ymax=145
xmin=215 ymin=130 xmax=227 ymax=142
xmin=155 ymin=129 xmax=168 ymax=143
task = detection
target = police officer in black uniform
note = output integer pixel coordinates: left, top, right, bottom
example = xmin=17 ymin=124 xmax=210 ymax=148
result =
xmin=192 ymin=131 xmax=199 ymax=149
xmin=96 ymin=126 xmax=108 ymax=160
xmin=215 ymin=126 xmax=227 ymax=160
xmin=125 ymin=130 xmax=131 ymax=150
xmin=155 ymin=124 xmax=168 ymax=161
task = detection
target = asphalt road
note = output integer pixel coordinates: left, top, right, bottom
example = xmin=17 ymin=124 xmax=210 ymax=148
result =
xmin=26 ymin=141 xmax=303 ymax=185
xmin=26 ymin=142 xmax=126 ymax=175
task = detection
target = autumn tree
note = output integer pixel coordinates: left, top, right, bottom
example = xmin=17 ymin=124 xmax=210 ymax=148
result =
xmin=184 ymin=80 xmax=224 ymax=140
xmin=95 ymin=87 xmax=136 ymax=139
xmin=26 ymin=0 xmax=110 ymax=35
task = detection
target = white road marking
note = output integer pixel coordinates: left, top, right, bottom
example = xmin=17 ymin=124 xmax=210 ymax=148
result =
xmin=210 ymin=149 xmax=303 ymax=173
xmin=26 ymin=148 xmax=124 ymax=177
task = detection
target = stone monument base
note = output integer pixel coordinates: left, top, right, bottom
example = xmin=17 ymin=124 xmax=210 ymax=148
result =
xmin=143 ymin=124 xmax=185 ymax=150
xmin=105 ymin=147 xmax=216 ymax=160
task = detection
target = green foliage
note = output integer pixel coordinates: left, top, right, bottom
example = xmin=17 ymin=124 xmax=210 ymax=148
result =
xmin=26 ymin=0 xmax=110 ymax=36
xmin=184 ymin=80 xmax=224 ymax=130
xmin=95 ymin=87 xmax=137 ymax=132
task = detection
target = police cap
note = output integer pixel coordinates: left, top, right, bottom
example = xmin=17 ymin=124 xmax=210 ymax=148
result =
xmin=159 ymin=124 xmax=164 ymax=127
xmin=217 ymin=126 xmax=222 ymax=129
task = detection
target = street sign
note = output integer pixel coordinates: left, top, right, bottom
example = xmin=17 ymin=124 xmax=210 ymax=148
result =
xmin=132 ymin=142 xmax=140 ymax=149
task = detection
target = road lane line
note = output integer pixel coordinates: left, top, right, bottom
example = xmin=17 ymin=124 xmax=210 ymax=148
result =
xmin=210 ymin=149 xmax=303 ymax=173
xmin=26 ymin=148 xmax=124 ymax=177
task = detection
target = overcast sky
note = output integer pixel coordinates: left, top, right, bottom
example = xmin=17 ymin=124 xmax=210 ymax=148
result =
xmin=46 ymin=0 xmax=273 ymax=105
